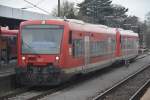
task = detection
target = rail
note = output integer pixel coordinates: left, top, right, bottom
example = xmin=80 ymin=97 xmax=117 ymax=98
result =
xmin=129 ymin=79 xmax=150 ymax=100
xmin=92 ymin=63 xmax=150 ymax=100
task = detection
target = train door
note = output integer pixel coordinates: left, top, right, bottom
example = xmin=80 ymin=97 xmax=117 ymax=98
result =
xmin=84 ymin=36 xmax=90 ymax=69
xmin=108 ymin=37 xmax=113 ymax=62
xmin=123 ymin=36 xmax=128 ymax=60
xmin=116 ymin=30 xmax=121 ymax=57
xmin=108 ymin=37 xmax=112 ymax=55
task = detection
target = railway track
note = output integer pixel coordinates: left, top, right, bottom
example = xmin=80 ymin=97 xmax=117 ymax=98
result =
xmin=0 ymin=87 xmax=32 ymax=100
xmin=0 ymin=64 xmax=121 ymax=100
xmin=129 ymin=79 xmax=150 ymax=100
xmin=0 ymin=83 xmax=73 ymax=100
xmin=0 ymin=71 xmax=106 ymax=100
xmin=92 ymin=63 xmax=150 ymax=100
xmin=135 ymin=53 xmax=149 ymax=61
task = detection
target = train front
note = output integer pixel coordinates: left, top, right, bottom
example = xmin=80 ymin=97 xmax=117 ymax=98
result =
xmin=16 ymin=20 xmax=66 ymax=85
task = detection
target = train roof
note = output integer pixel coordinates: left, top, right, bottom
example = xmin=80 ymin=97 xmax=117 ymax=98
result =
xmin=0 ymin=29 xmax=18 ymax=36
xmin=118 ymin=29 xmax=138 ymax=37
xmin=21 ymin=19 xmax=138 ymax=37
xmin=67 ymin=19 xmax=116 ymax=35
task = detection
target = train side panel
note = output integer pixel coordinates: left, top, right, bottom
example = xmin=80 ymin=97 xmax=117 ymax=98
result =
xmin=61 ymin=25 xmax=116 ymax=74
xmin=117 ymin=29 xmax=139 ymax=61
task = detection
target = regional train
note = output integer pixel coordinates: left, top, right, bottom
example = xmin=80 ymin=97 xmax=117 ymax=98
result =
xmin=0 ymin=27 xmax=18 ymax=63
xmin=16 ymin=19 xmax=139 ymax=85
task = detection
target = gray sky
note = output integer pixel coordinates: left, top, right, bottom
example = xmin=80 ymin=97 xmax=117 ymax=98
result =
xmin=112 ymin=0 xmax=150 ymax=21
xmin=0 ymin=0 xmax=149 ymax=21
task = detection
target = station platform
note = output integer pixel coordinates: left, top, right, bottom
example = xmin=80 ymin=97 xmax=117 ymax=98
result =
xmin=0 ymin=60 xmax=17 ymax=95
xmin=0 ymin=60 xmax=16 ymax=77
xmin=141 ymin=88 xmax=150 ymax=100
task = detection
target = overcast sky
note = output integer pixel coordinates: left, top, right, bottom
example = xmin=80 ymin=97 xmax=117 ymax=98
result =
xmin=0 ymin=0 xmax=149 ymax=21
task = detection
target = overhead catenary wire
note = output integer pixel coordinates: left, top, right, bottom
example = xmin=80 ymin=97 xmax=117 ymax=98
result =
xmin=23 ymin=0 xmax=51 ymax=15
xmin=22 ymin=0 xmax=46 ymax=9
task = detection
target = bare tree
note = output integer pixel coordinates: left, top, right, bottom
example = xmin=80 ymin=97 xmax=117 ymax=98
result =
xmin=52 ymin=1 xmax=78 ymax=19
xmin=146 ymin=12 xmax=150 ymax=26
xmin=145 ymin=12 xmax=150 ymax=49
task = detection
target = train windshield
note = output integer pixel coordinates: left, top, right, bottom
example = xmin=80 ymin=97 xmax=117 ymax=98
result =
xmin=21 ymin=25 xmax=64 ymax=54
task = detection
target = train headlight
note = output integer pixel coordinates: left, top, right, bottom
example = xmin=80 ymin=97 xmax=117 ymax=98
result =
xmin=22 ymin=56 xmax=26 ymax=60
xmin=55 ymin=56 xmax=59 ymax=60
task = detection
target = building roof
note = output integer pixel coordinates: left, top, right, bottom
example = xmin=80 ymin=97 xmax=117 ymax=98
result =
xmin=0 ymin=4 xmax=53 ymax=20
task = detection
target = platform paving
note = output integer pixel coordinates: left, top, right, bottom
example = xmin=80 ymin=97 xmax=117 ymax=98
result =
xmin=0 ymin=60 xmax=16 ymax=77
xmin=0 ymin=60 xmax=16 ymax=95
xmin=141 ymin=88 xmax=150 ymax=100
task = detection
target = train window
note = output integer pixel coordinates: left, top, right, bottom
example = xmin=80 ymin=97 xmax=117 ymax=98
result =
xmin=10 ymin=37 xmax=16 ymax=44
xmin=127 ymin=39 xmax=133 ymax=49
xmin=111 ymin=38 xmax=116 ymax=52
xmin=132 ymin=39 xmax=137 ymax=49
xmin=69 ymin=31 xmax=72 ymax=44
xmin=127 ymin=39 xmax=129 ymax=49
xmin=121 ymin=37 xmax=126 ymax=50
xmin=72 ymin=39 xmax=84 ymax=57
xmin=72 ymin=41 xmax=75 ymax=57
xmin=120 ymin=35 xmax=121 ymax=43
xmin=22 ymin=25 xmax=63 ymax=54
xmin=134 ymin=39 xmax=138 ymax=49
xmin=90 ymin=40 xmax=108 ymax=56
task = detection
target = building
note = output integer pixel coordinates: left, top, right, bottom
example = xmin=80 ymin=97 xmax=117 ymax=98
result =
xmin=0 ymin=4 xmax=53 ymax=29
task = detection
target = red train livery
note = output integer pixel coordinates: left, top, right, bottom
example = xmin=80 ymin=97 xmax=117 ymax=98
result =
xmin=16 ymin=19 xmax=139 ymax=85
xmin=0 ymin=27 xmax=18 ymax=63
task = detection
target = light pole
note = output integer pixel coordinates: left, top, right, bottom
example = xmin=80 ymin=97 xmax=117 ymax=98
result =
xmin=58 ymin=0 xmax=60 ymax=17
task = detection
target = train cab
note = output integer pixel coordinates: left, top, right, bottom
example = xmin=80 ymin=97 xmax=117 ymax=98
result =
xmin=0 ymin=27 xmax=18 ymax=63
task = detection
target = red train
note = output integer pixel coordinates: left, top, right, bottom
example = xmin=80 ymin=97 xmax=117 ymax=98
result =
xmin=16 ymin=19 xmax=139 ymax=85
xmin=0 ymin=27 xmax=18 ymax=63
